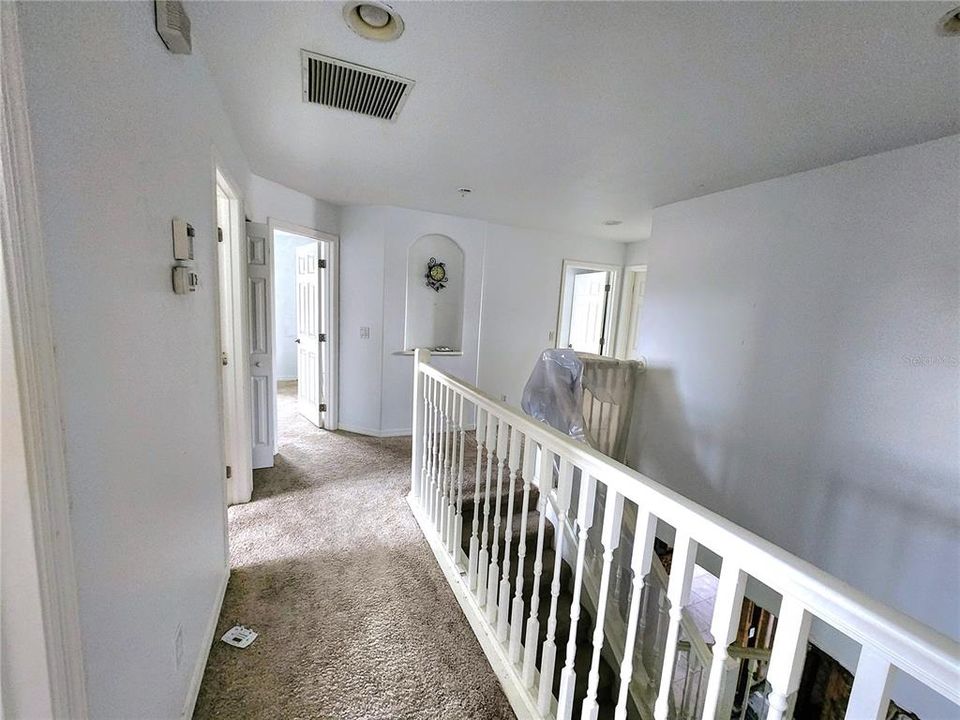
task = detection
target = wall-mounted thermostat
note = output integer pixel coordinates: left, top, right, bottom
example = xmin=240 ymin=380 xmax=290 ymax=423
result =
xmin=172 ymin=218 xmax=194 ymax=260
xmin=172 ymin=266 xmax=199 ymax=294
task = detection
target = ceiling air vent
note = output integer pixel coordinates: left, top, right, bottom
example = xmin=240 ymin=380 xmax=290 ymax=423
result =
xmin=301 ymin=51 xmax=414 ymax=122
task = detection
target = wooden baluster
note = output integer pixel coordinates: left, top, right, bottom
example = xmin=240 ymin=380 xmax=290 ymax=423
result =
xmin=765 ymin=597 xmax=811 ymax=720
xmin=486 ymin=419 xmax=510 ymax=623
xmin=738 ymin=659 xmax=753 ymax=720
xmin=653 ymin=531 xmax=698 ymax=720
xmin=581 ymin=490 xmax=625 ymax=720
xmin=467 ymin=408 xmax=487 ymax=591
xmin=453 ymin=393 xmax=466 ymax=559
xmin=557 ymin=471 xmax=598 ymax=719
xmin=432 ymin=378 xmax=444 ymax=527
xmin=411 ymin=351 xmax=429 ymax=502
xmin=476 ymin=412 xmax=498 ymax=607
xmin=522 ymin=446 xmax=554 ymax=688
xmin=497 ymin=427 xmax=523 ymax=641
xmin=679 ymin=647 xmax=693 ymax=719
xmin=614 ymin=508 xmax=657 ymax=720
xmin=435 ymin=382 xmax=445 ymax=533
xmin=444 ymin=388 xmax=458 ymax=552
xmin=844 ymin=647 xmax=893 ymax=720
xmin=426 ymin=376 xmax=437 ymax=524
xmin=440 ymin=385 xmax=453 ymax=538
xmin=537 ymin=458 xmax=574 ymax=715
xmin=701 ymin=561 xmax=747 ymax=720
xmin=509 ymin=434 xmax=537 ymax=664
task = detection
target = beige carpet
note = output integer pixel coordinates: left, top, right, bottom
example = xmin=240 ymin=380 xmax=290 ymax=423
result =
xmin=194 ymin=382 xmax=515 ymax=720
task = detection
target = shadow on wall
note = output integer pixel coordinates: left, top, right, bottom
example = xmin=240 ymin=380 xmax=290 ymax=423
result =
xmin=627 ymin=366 xmax=733 ymax=524
xmin=627 ymin=364 xmax=960 ymax=641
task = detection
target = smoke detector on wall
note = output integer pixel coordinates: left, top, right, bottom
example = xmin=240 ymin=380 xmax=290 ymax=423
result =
xmin=155 ymin=0 xmax=191 ymax=54
xmin=343 ymin=1 xmax=404 ymax=42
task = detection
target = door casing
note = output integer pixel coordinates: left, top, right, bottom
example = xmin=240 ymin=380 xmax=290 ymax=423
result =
xmin=555 ymin=259 xmax=622 ymax=357
xmin=268 ymin=218 xmax=340 ymax=435
xmin=215 ymin=169 xmax=253 ymax=503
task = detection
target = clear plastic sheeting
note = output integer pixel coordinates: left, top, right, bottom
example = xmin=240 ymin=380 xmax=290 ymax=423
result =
xmin=521 ymin=348 xmax=641 ymax=462
xmin=520 ymin=348 xmax=588 ymax=444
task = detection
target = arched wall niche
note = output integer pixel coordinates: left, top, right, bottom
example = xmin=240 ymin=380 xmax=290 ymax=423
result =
xmin=403 ymin=234 xmax=465 ymax=351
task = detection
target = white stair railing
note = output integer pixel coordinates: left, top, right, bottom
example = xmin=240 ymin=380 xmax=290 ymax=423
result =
xmin=407 ymin=349 xmax=960 ymax=720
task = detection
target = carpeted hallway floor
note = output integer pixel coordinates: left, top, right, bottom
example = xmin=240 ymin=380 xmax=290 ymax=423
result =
xmin=194 ymin=382 xmax=515 ymax=719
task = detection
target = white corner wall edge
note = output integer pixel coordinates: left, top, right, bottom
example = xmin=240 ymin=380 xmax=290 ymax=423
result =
xmin=0 ymin=2 xmax=88 ymax=716
xmin=180 ymin=568 xmax=229 ymax=719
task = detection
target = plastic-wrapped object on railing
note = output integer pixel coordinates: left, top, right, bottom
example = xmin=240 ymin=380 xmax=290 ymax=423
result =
xmin=520 ymin=348 xmax=588 ymax=444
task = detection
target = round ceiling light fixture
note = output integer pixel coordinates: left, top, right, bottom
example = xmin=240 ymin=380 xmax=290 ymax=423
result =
xmin=602 ymin=219 xmax=623 ymax=226
xmin=937 ymin=6 xmax=960 ymax=35
xmin=343 ymin=1 xmax=404 ymax=41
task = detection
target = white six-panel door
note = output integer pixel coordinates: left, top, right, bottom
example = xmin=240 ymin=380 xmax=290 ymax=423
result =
xmin=295 ymin=242 xmax=323 ymax=427
xmin=246 ymin=221 xmax=275 ymax=469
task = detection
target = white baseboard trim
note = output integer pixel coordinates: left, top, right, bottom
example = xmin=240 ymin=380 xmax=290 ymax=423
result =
xmin=181 ymin=567 xmax=229 ymax=719
xmin=338 ymin=424 xmax=477 ymax=438
xmin=276 ymin=376 xmax=297 ymax=382
xmin=405 ymin=496 xmax=548 ymax=720
xmin=337 ymin=423 xmax=411 ymax=438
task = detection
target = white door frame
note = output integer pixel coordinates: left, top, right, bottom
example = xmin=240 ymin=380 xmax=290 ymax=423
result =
xmin=213 ymin=167 xmax=253 ymax=504
xmin=614 ymin=263 xmax=647 ymax=360
xmin=268 ymin=218 xmax=340 ymax=432
xmin=555 ymin=259 xmax=622 ymax=357
xmin=0 ymin=2 xmax=88 ymax=715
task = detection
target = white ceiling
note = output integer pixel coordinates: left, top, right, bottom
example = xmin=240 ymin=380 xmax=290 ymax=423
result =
xmin=191 ymin=1 xmax=959 ymax=240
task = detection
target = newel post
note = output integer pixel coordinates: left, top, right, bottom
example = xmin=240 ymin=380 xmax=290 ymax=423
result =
xmin=411 ymin=348 xmax=431 ymax=498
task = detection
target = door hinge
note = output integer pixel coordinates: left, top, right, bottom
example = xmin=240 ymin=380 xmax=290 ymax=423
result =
xmin=221 ymin=351 xmax=229 ymax=366
xmin=318 ymin=258 xmax=326 ymax=269
xmin=319 ymin=403 xmax=327 ymax=412
xmin=318 ymin=333 xmax=326 ymax=342
xmin=604 ymin=283 xmax=611 ymax=292
xmin=225 ymin=465 xmax=232 ymax=479
xmin=217 ymin=226 xmax=224 ymax=243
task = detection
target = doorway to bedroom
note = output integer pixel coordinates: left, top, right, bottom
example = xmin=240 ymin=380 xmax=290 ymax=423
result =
xmin=268 ymin=221 xmax=339 ymax=450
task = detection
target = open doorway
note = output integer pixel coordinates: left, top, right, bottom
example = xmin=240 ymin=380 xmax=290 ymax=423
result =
xmin=556 ymin=260 xmax=621 ymax=356
xmin=268 ymin=220 xmax=339 ymax=450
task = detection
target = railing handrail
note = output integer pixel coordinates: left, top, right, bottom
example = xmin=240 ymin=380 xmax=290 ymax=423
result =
xmin=418 ymin=362 xmax=960 ymax=704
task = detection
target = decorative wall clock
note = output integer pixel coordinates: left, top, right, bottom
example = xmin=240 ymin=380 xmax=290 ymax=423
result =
xmin=425 ymin=257 xmax=448 ymax=292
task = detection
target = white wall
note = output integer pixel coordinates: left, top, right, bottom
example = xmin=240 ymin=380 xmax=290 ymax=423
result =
xmin=17 ymin=3 xmax=251 ymax=717
xmin=478 ymin=225 xmax=627 ymax=406
xmin=246 ymin=173 xmax=339 ymax=237
xmin=631 ymin=136 xmax=959 ymax=712
xmin=624 ymin=239 xmax=649 ymax=267
xmin=339 ymin=205 xmax=627 ymax=435
xmin=273 ymin=230 xmax=315 ymax=380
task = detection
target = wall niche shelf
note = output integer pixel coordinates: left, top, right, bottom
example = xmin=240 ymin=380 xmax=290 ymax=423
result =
xmin=403 ymin=234 xmax=465 ymax=354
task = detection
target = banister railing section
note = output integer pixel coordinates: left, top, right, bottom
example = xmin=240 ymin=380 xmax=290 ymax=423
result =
xmin=407 ymin=349 xmax=960 ymax=720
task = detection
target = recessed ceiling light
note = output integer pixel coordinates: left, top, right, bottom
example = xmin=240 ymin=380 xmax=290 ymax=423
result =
xmin=458 ymin=187 xmax=473 ymax=197
xmin=938 ymin=6 xmax=960 ymax=35
xmin=343 ymin=1 xmax=404 ymax=41
xmin=602 ymin=220 xmax=623 ymax=226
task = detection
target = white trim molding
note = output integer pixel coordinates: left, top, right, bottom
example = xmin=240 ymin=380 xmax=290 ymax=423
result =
xmin=267 ymin=217 xmax=341 ymax=432
xmin=0 ymin=2 xmax=88 ymax=716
